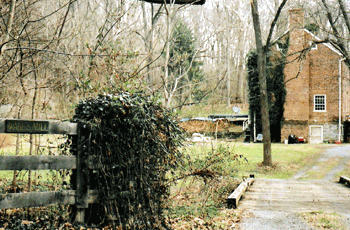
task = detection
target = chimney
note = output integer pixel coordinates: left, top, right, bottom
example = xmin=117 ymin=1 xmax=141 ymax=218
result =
xmin=289 ymin=9 xmax=304 ymax=31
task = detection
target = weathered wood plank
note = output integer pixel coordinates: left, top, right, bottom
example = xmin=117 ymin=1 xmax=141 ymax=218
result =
xmin=238 ymin=179 xmax=350 ymax=215
xmin=0 ymin=190 xmax=98 ymax=209
xmin=0 ymin=155 xmax=102 ymax=170
xmin=227 ymin=177 xmax=255 ymax=209
xmin=49 ymin=120 xmax=78 ymax=135
xmin=0 ymin=155 xmax=77 ymax=170
xmin=0 ymin=119 xmax=77 ymax=135
xmin=339 ymin=175 xmax=350 ymax=186
xmin=74 ymin=123 xmax=89 ymax=223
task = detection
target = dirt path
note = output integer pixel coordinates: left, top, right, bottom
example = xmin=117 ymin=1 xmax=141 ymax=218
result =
xmin=237 ymin=145 xmax=350 ymax=230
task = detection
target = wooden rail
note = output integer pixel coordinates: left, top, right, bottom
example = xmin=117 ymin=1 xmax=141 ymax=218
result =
xmin=0 ymin=155 xmax=76 ymax=170
xmin=227 ymin=175 xmax=255 ymax=209
xmin=0 ymin=190 xmax=98 ymax=209
xmin=0 ymin=119 xmax=96 ymax=223
xmin=0 ymin=155 xmax=99 ymax=170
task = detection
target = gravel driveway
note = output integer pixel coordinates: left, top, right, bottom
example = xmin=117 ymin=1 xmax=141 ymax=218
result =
xmin=294 ymin=144 xmax=350 ymax=181
xmin=237 ymin=144 xmax=350 ymax=230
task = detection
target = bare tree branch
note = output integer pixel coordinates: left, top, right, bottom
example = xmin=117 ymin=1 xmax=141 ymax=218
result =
xmin=142 ymin=0 xmax=205 ymax=5
xmin=265 ymin=0 xmax=288 ymax=50
xmin=172 ymin=73 xmax=226 ymax=109
xmin=321 ymin=0 xmax=350 ymax=65
xmin=338 ymin=0 xmax=350 ymax=34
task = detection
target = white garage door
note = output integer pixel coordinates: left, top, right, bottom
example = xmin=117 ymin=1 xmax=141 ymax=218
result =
xmin=309 ymin=125 xmax=323 ymax=144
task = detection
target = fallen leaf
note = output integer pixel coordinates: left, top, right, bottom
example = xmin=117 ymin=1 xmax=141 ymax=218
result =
xmin=22 ymin=220 xmax=33 ymax=225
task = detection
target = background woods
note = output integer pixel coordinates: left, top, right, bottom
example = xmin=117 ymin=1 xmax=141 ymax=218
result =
xmin=2 ymin=0 xmax=350 ymax=120
xmin=0 ymin=0 xmax=285 ymax=118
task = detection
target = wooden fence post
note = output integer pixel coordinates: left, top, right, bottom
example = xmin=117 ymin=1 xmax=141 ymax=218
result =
xmin=75 ymin=122 xmax=89 ymax=223
xmin=0 ymin=119 xmax=99 ymax=219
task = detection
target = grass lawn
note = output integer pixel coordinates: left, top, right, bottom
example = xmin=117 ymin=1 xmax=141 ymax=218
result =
xmin=339 ymin=158 xmax=350 ymax=177
xmin=182 ymin=142 xmax=326 ymax=179
xmin=234 ymin=143 xmax=327 ymax=179
xmin=300 ymin=211 xmax=348 ymax=230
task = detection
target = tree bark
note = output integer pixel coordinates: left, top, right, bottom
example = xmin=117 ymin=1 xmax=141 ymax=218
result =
xmin=251 ymin=0 xmax=272 ymax=166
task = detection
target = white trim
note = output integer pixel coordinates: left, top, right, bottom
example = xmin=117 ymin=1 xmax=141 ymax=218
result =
xmin=314 ymin=94 xmax=326 ymax=112
xmin=309 ymin=41 xmax=317 ymax=50
xmin=304 ymin=29 xmax=343 ymax=56
xmin=276 ymin=43 xmax=281 ymax=51
xmin=273 ymin=28 xmax=343 ymax=56
xmin=309 ymin=125 xmax=323 ymax=144
xmin=339 ymin=58 xmax=346 ymax=142
xmin=324 ymin=43 xmax=342 ymax=56
xmin=272 ymin=29 xmax=290 ymax=44
xmin=304 ymin=29 xmax=321 ymax=41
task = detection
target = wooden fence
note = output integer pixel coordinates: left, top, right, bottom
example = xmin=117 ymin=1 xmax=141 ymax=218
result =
xmin=0 ymin=119 xmax=97 ymax=223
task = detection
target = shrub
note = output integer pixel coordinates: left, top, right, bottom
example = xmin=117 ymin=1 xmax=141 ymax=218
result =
xmin=70 ymin=91 xmax=183 ymax=229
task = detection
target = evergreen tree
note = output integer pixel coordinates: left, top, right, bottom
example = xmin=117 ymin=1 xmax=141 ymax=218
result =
xmin=167 ymin=20 xmax=204 ymax=106
xmin=247 ymin=51 xmax=286 ymax=142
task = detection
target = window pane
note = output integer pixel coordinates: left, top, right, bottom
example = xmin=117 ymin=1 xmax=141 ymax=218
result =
xmin=314 ymin=95 xmax=325 ymax=111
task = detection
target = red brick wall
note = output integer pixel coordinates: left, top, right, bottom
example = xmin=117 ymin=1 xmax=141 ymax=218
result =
xmin=281 ymin=9 xmax=350 ymax=142
xmin=284 ymin=10 xmax=309 ymax=122
xmin=341 ymin=62 xmax=350 ymax=120
xmin=309 ymin=47 xmax=341 ymax=123
xmin=281 ymin=121 xmax=308 ymax=142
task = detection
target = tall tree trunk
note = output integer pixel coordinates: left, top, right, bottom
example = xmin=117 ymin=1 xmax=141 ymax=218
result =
xmin=251 ymin=0 xmax=272 ymax=166
xmin=142 ymin=3 xmax=152 ymax=84
xmin=0 ymin=0 xmax=16 ymax=82
xmin=2 ymin=0 xmax=16 ymax=47
xmin=164 ymin=6 xmax=171 ymax=108
xmin=227 ymin=53 xmax=231 ymax=107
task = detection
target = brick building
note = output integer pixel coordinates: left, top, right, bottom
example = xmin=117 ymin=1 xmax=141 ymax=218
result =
xmin=276 ymin=9 xmax=350 ymax=144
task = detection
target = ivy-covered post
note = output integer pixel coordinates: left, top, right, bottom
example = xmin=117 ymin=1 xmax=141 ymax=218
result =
xmin=70 ymin=92 xmax=184 ymax=228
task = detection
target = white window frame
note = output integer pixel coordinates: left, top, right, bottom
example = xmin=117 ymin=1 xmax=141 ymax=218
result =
xmin=276 ymin=43 xmax=281 ymax=51
xmin=276 ymin=43 xmax=287 ymax=51
xmin=314 ymin=94 xmax=326 ymax=112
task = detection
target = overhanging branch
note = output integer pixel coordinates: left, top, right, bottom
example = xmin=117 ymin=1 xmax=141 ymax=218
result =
xmin=141 ymin=0 xmax=205 ymax=5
